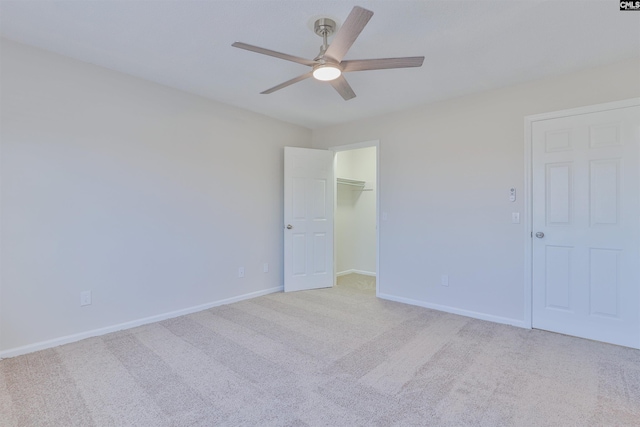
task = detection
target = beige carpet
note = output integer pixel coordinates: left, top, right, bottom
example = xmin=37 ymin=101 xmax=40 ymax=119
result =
xmin=1 ymin=273 xmax=639 ymax=426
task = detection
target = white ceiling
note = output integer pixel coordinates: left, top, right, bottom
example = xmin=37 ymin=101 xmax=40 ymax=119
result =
xmin=1 ymin=1 xmax=639 ymax=129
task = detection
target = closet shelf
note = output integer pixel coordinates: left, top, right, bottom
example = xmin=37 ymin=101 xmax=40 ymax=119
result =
xmin=337 ymin=178 xmax=366 ymax=187
xmin=337 ymin=178 xmax=372 ymax=191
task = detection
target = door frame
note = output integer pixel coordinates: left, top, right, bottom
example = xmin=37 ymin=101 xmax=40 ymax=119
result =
xmin=329 ymin=140 xmax=380 ymax=296
xmin=523 ymin=98 xmax=640 ymax=330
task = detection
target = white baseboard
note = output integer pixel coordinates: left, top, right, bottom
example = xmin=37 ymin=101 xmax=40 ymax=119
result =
xmin=0 ymin=286 xmax=283 ymax=360
xmin=337 ymin=269 xmax=376 ymax=277
xmin=377 ymin=293 xmax=529 ymax=329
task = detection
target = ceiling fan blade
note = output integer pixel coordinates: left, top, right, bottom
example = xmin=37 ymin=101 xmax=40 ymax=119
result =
xmin=329 ymin=75 xmax=356 ymax=101
xmin=341 ymin=57 xmax=425 ymax=72
xmin=232 ymin=42 xmax=316 ymax=66
xmin=261 ymin=71 xmax=313 ymax=94
xmin=324 ymin=6 xmax=373 ymax=63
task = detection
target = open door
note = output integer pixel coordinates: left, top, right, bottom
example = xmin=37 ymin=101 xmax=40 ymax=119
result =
xmin=284 ymin=147 xmax=334 ymax=292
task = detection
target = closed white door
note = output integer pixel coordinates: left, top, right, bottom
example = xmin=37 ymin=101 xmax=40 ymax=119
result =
xmin=284 ymin=147 xmax=334 ymax=292
xmin=532 ymin=104 xmax=640 ymax=348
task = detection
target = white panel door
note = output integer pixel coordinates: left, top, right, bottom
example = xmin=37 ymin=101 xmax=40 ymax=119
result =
xmin=532 ymin=105 xmax=640 ymax=348
xmin=284 ymin=147 xmax=334 ymax=292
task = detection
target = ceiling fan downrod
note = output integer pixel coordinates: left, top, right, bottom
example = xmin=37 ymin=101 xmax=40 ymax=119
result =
xmin=314 ymin=18 xmax=336 ymax=58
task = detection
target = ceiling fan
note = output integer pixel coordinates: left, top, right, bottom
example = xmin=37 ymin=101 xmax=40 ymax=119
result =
xmin=232 ymin=6 xmax=424 ymax=100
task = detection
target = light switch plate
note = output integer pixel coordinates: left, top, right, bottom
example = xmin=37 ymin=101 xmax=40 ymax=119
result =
xmin=512 ymin=212 xmax=520 ymax=223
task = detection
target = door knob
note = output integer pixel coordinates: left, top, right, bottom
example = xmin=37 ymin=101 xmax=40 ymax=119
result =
xmin=286 ymin=224 xmax=293 ymax=229
xmin=535 ymin=232 xmax=544 ymax=238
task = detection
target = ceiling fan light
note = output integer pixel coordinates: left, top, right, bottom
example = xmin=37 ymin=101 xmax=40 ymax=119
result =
xmin=313 ymin=64 xmax=341 ymax=81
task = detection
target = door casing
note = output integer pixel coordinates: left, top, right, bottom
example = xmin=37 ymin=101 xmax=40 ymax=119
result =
xmin=330 ymin=140 xmax=380 ymax=296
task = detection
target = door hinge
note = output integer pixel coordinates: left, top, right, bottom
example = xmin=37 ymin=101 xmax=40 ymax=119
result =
xmin=530 ymin=231 xmax=533 ymax=238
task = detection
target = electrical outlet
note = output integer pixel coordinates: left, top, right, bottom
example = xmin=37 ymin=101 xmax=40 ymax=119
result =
xmin=80 ymin=290 xmax=92 ymax=306
xmin=441 ymin=275 xmax=449 ymax=287
xmin=238 ymin=267 xmax=245 ymax=278
xmin=263 ymin=263 xmax=269 ymax=273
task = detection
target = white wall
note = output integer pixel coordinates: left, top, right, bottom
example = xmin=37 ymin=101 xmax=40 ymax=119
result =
xmin=335 ymin=147 xmax=376 ymax=275
xmin=0 ymin=39 xmax=311 ymax=355
xmin=313 ymin=58 xmax=640 ymax=326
